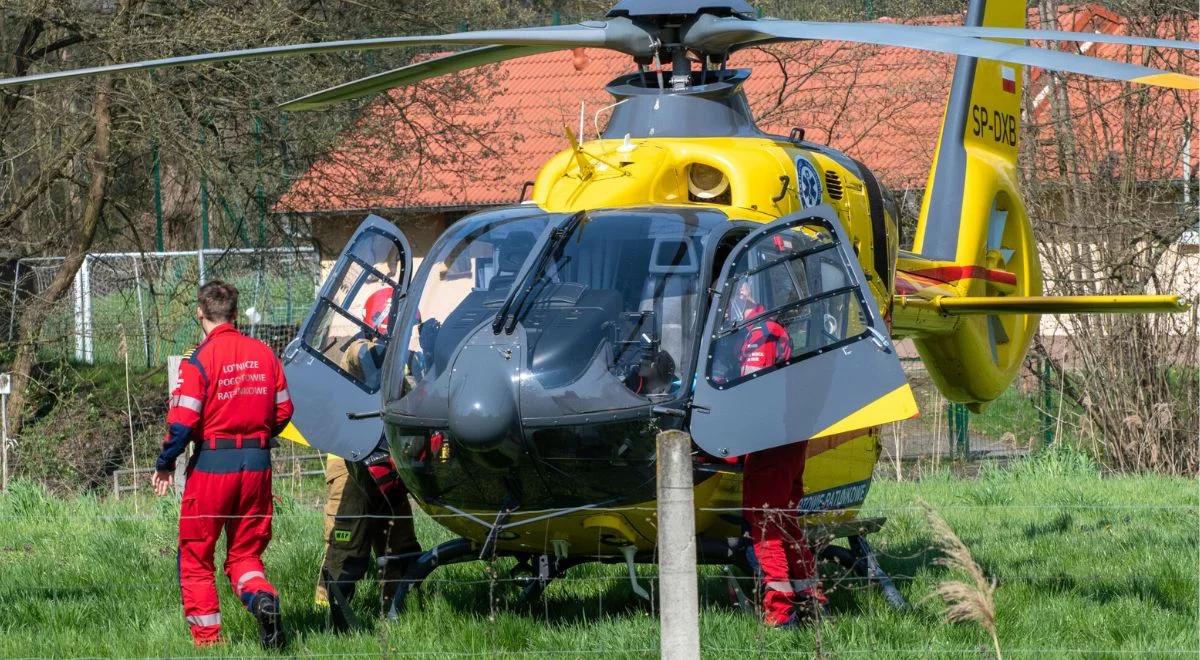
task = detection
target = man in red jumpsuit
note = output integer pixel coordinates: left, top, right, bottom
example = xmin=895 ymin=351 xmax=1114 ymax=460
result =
xmin=731 ymin=280 xmax=828 ymax=628
xmin=153 ymin=280 xmax=294 ymax=648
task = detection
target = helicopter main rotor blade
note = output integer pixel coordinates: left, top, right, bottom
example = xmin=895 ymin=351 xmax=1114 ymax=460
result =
xmin=0 ymin=20 xmax=654 ymax=88
xmin=279 ymin=45 xmax=559 ymax=111
xmin=924 ymin=25 xmax=1200 ymax=51
xmin=685 ymin=16 xmax=1198 ymax=90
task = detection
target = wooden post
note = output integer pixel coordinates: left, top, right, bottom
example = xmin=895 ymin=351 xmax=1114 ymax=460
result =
xmin=167 ymin=356 xmax=187 ymax=496
xmin=656 ymin=429 xmax=700 ymax=659
xmin=1 ymin=373 xmax=11 ymax=492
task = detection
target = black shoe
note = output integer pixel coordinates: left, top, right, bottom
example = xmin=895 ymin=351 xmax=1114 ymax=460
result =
xmin=329 ymin=600 xmax=351 ymax=634
xmin=251 ymin=592 xmax=286 ymax=650
xmin=776 ymin=597 xmax=829 ymax=629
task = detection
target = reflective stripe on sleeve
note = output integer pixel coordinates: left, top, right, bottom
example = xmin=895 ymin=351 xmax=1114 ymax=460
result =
xmin=765 ymin=581 xmax=795 ymax=593
xmin=185 ymin=613 xmax=221 ymax=627
xmin=275 ymin=389 xmax=290 ymax=405
xmin=172 ymin=394 xmax=203 ymax=413
xmin=791 ymin=579 xmax=818 ymax=592
xmin=236 ymin=570 xmax=267 ymax=594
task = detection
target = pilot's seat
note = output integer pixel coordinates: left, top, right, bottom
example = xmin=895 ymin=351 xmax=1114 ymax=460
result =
xmin=636 ymin=238 xmax=701 ymax=391
xmin=487 ymin=230 xmax=537 ymax=292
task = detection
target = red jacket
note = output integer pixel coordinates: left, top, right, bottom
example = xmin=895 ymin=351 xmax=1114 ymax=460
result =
xmin=363 ymin=286 xmax=394 ymax=333
xmin=739 ymin=313 xmax=793 ymax=377
xmin=156 ymin=323 xmax=293 ymax=471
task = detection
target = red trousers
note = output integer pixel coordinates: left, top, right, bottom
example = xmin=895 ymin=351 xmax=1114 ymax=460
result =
xmin=742 ymin=442 xmax=826 ymax=626
xmin=178 ymin=450 xmax=277 ymax=645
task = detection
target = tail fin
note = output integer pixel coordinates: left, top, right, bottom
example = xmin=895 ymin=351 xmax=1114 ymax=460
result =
xmin=915 ymin=0 xmax=1027 ymax=263
xmin=908 ymin=0 xmax=1043 ymax=407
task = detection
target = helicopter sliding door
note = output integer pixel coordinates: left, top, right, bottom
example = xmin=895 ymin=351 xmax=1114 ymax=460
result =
xmin=690 ymin=205 xmax=917 ymax=458
xmin=282 ymin=214 xmax=411 ymax=460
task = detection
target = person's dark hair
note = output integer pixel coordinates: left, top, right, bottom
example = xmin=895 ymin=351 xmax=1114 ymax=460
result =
xmin=197 ymin=280 xmax=238 ymax=323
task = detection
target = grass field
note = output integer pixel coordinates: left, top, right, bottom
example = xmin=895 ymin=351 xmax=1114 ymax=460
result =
xmin=0 ymin=449 xmax=1196 ymax=658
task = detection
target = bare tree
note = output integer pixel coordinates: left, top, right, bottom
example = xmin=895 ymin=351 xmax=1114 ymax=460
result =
xmin=0 ymin=0 xmax=568 ymax=438
xmin=1021 ymin=1 xmax=1198 ymax=474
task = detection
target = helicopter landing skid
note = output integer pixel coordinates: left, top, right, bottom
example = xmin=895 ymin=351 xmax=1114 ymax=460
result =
xmin=714 ymin=517 xmax=908 ymax=613
xmin=847 ymin=534 xmax=907 ymax=610
xmin=512 ymin=553 xmax=585 ymax=604
xmin=387 ymin=538 xmax=477 ymax=619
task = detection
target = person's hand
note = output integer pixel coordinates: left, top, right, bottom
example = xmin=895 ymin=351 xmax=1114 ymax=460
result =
xmin=153 ymin=470 xmax=174 ymax=496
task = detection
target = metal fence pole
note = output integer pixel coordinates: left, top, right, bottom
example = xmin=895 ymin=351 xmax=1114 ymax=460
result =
xmin=656 ymin=429 xmax=700 ymax=660
xmin=167 ymin=356 xmax=187 ymax=496
xmin=7 ymin=261 xmax=19 ymax=342
xmin=133 ymin=256 xmax=150 ymax=368
xmin=959 ymin=404 xmax=970 ymax=457
xmin=81 ymin=255 xmax=94 ymax=364
xmin=947 ymin=403 xmax=969 ymax=458
xmin=72 ymin=262 xmax=85 ymax=362
xmin=1 ymin=383 xmax=10 ymax=491
xmin=1041 ymin=357 xmax=1054 ymax=446
xmin=152 ymin=141 xmax=165 ymax=251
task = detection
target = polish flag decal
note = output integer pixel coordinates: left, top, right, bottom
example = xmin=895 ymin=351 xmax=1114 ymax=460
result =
xmin=1001 ymin=66 xmax=1016 ymax=93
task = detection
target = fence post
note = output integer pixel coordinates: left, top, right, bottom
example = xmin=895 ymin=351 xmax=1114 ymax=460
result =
xmin=947 ymin=403 xmax=969 ymax=458
xmin=81 ymin=255 xmax=94 ymax=364
xmin=656 ymin=429 xmax=700 ymax=659
xmin=7 ymin=261 xmax=19 ymax=342
xmin=1041 ymin=357 xmax=1054 ymax=446
xmin=72 ymin=261 xmax=85 ymax=362
xmin=1 ymin=375 xmax=10 ymax=492
xmin=152 ymin=141 xmax=164 ymax=251
xmin=133 ymin=256 xmax=151 ymax=368
xmin=959 ymin=405 xmax=970 ymax=457
xmin=167 ymin=356 xmax=188 ymax=496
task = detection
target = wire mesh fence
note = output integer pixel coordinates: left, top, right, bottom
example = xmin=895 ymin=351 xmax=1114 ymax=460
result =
xmin=4 ymin=247 xmax=319 ymax=366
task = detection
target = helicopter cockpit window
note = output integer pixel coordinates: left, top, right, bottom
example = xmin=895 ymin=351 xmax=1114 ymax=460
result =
xmin=709 ymin=221 xmax=870 ymax=387
xmin=518 ymin=211 xmax=707 ymax=398
xmin=393 ymin=209 xmax=554 ymax=397
xmin=301 ymin=228 xmax=404 ymax=393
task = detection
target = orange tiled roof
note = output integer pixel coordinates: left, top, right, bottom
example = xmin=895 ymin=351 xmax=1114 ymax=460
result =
xmin=279 ymin=4 xmax=1197 ymax=214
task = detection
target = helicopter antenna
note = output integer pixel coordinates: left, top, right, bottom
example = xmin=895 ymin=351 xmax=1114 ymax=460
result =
xmin=578 ymin=101 xmax=586 ymax=143
xmin=594 ymin=98 xmax=629 ymax=140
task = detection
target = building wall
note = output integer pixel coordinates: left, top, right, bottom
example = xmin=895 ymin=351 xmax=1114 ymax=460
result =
xmin=309 ymin=208 xmax=483 ymax=329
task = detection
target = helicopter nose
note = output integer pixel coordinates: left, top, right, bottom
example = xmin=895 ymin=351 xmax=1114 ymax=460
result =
xmin=447 ymin=345 xmax=521 ymax=469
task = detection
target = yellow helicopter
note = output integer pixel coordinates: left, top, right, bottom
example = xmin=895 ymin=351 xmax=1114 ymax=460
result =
xmin=4 ymin=0 xmax=1193 ymax=615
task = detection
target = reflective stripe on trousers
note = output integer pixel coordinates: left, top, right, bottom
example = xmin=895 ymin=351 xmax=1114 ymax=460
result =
xmin=766 ymin=578 xmax=820 ymax=593
xmin=236 ymin=570 xmax=266 ymax=595
xmin=185 ymin=612 xmax=221 ymax=627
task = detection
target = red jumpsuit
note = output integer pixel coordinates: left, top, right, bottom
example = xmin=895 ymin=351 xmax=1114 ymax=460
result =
xmin=738 ymin=314 xmax=828 ymax=626
xmin=156 ymin=323 xmax=294 ymax=645
xmin=363 ymin=286 xmax=393 ymax=334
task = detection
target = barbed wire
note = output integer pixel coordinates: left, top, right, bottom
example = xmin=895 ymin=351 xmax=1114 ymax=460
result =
xmin=2 ymin=500 xmax=1194 ymax=523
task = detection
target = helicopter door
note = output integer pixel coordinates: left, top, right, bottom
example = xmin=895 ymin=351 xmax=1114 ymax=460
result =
xmin=690 ymin=205 xmax=917 ymax=458
xmin=282 ymin=214 xmax=411 ymax=461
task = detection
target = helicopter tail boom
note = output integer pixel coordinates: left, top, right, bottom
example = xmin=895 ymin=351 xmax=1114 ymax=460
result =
xmin=904 ymin=0 xmax=1041 ymax=406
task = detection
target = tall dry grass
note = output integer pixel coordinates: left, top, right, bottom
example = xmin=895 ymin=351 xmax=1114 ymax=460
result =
xmin=919 ymin=498 xmax=1001 ymax=659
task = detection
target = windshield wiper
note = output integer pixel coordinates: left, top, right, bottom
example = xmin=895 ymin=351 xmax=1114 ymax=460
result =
xmin=492 ymin=212 xmax=586 ymax=335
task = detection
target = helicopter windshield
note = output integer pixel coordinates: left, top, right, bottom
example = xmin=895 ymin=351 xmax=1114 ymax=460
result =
xmin=515 ymin=209 xmax=714 ymax=400
xmin=390 ymin=207 xmax=560 ymax=399
xmin=388 ymin=206 xmax=728 ymax=420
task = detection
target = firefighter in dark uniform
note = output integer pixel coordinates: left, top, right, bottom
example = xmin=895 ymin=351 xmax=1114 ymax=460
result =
xmin=314 ymin=277 xmax=421 ymax=630
xmin=153 ymin=280 xmax=293 ymax=648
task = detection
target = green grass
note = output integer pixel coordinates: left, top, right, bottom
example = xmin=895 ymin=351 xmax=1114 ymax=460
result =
xmin=0 ymin=449 xmax=1196 ymax=658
